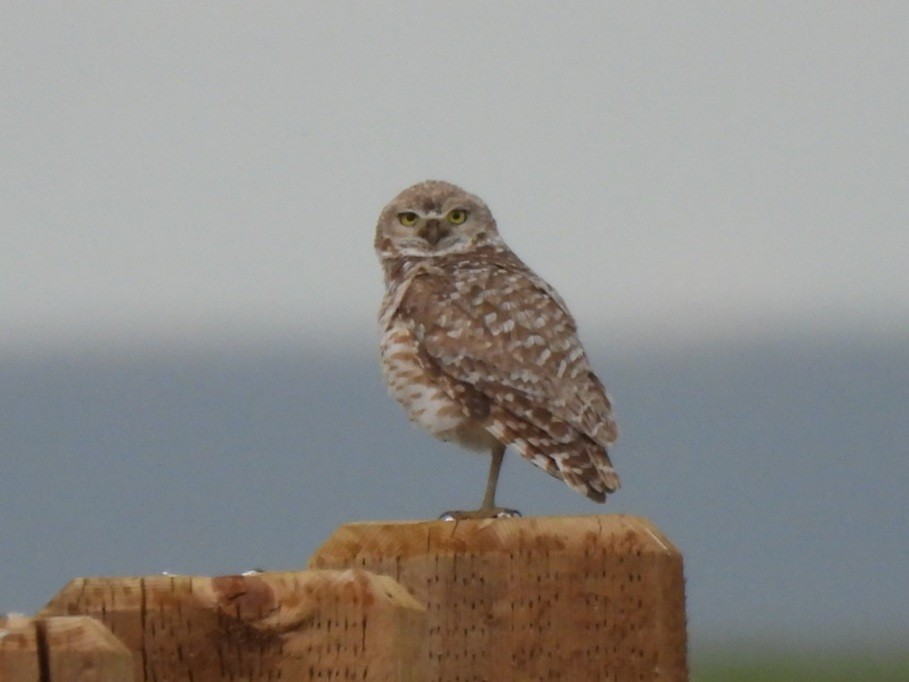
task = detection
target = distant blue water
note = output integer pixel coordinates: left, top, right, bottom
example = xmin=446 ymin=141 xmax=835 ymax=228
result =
xmin=2 ymin=335 xmax=907 ymax=652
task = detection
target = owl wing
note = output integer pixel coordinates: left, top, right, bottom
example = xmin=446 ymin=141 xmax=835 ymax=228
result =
xmin=396 ymin=255 xmax=618 ymax=465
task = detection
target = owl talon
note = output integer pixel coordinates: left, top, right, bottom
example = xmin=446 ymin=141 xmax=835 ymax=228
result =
xmin=438 ymin=507 xmax=521 ymax=521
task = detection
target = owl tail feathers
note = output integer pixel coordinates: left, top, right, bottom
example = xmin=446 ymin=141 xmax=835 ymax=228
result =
xmin=595 ymin=448 xmax=621 ymax=490
xmin=553 ymin=446 xmax=620 ymax=504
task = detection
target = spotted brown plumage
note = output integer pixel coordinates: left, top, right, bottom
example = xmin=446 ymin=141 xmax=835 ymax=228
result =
xmin=376 ymin=180 xmax=619 ymax=517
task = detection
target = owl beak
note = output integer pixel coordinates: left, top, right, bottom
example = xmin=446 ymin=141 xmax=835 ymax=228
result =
xmin=418 ymin=218 xmax=450 ymax=246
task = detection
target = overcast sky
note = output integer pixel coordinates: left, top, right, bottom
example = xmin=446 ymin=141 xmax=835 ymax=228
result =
xmin=3 ymin=2 xmax=907 ymax=356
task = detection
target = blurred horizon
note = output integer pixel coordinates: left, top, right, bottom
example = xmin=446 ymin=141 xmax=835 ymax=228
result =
xmin=4 ymin=329 xmax=908 ymax=654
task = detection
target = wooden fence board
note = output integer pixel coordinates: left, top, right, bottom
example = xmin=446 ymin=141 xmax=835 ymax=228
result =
xmin=0 ymin=614 xmax=133 ymax=682
xmin=40 ymin=569 xmax=427 ymax=681
xmin=309 ymin=514 xmax=688 ymax=681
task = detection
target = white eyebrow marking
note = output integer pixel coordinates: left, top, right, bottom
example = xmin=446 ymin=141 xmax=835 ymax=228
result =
xmin=399 ymin=210 xmax=445 ymax=218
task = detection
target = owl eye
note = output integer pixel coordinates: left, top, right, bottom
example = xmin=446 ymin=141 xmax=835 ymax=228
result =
xmin=447 ymin=208 xmax=468 ymax=224
xmin=398 ymin=212 xmax=419 ymax=227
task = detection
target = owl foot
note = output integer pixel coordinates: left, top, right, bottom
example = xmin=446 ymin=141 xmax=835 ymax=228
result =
xmin=439 ymin=507 xmax=522 ymax=521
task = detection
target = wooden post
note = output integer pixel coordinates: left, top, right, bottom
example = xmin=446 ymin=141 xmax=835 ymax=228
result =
xmin=309 ymin=514 xmax=688 ymax=682
xmin=39 ymin=569 xmax=427 ymax=681
xmin=0 ymin=614 xmax=133 ymax=682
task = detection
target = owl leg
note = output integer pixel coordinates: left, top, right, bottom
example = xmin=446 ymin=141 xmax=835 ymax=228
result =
xmin=439 ymin=442 xmax=521 ymax=520
xmin=480 ymin=441 xmax=506 ymax=510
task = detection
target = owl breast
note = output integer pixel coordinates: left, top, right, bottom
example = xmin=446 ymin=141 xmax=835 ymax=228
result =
xmin=379 ymin=320 xmax=498 ymax=452
xmin=379 ymin=322 xmax=465 ymax=437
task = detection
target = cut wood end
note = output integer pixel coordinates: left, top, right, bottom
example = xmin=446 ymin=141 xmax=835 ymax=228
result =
xmin=309 ymin=514 xmax=681 ymax=565
xmin=0 ymin=615 xmax=131 ymax=654
xmin=40 ymin=569 xmax=426 ymax=628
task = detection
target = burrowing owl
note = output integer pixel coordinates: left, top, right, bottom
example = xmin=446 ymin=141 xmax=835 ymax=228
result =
xmin=375 ymin=180 xmax=619 ymax=518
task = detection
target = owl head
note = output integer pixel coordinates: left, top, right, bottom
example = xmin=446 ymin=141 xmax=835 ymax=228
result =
xmin=375 ymin=180 xmax=504 ymax=260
